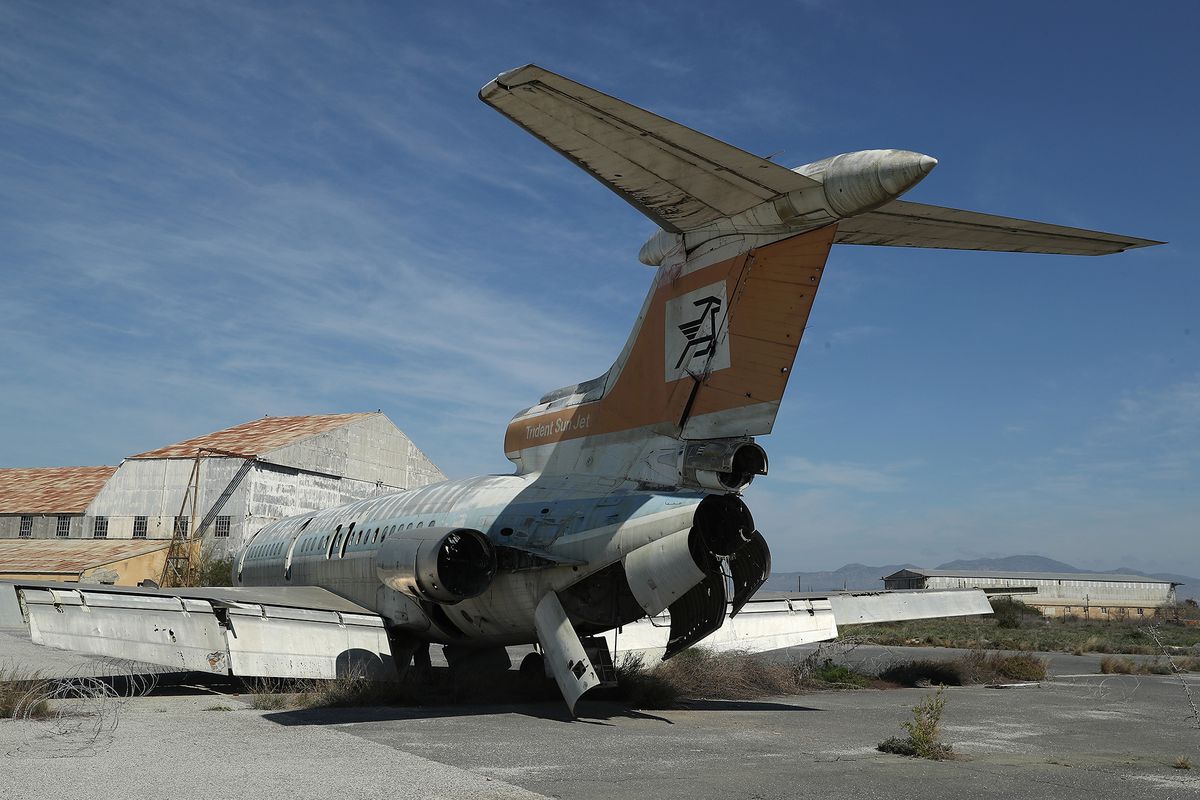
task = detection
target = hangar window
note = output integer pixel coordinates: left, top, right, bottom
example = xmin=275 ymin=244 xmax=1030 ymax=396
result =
xmin=1137 ymin=607 xmax=1144 ymax=616
xmin=174 ymin=516 xmax=189 ymax=537
xmin=19 ymin=516 xmax=32 ymax=538
xmin=133 ymin=516 xmax=148 ymax=539
xmin=93 ymin=517 xmax=108 ymax=539
xmin=214 ymin=516 xmax=231 ymax=538
xmin=56 ymin=516 xmax=70 ymax=538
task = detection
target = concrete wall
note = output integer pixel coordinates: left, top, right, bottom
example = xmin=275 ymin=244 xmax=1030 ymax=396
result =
xmin=262 ymin=414 xmax=444 ymax=489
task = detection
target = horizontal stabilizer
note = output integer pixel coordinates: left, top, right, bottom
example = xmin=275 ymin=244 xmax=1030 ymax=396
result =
xmin=605 ymin=588 xmax=992 ymax=661
xmin=480 ymin=64 xmax=819 ymax=232
xmin=835 ymin=199 xmax=1163 ymax=255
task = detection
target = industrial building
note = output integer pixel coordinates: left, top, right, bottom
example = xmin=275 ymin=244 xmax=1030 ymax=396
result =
xmin=0 ymin=413 xmax=446 ymax=561
xmin=883 ymin=567 xmax=1181 ymax=619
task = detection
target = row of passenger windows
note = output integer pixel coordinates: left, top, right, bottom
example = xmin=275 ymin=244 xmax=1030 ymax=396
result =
xmin=247 ymin=519 xmax=440 ymax=563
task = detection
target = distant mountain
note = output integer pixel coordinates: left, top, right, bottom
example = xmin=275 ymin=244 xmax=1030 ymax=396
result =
xmin=935 ymin=555 xmax=1197 ymax=590
xmin=766 ymin=554 xmax=1198 ymax=600
xmin=763 ymin=562 xmax=917 ymax=593
xmin=936 ymin=555 xmax=1078 ymax=573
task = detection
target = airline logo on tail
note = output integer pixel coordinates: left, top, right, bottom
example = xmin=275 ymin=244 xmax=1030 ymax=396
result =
xmin=665 ymin=281 xmax=729 ymax=381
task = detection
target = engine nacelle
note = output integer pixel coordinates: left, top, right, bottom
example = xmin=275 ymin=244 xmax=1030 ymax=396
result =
xmin=375 ymin=527 xmax=496 ymax=604
xmin=681 ymin=438 xmax=768 ymax=492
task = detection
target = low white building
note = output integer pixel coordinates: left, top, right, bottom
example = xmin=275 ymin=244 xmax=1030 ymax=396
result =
xmin=883 ymin=568 xmax=1180 ymax=619
xmin=0 ymin=412 xmax=445 ymax=555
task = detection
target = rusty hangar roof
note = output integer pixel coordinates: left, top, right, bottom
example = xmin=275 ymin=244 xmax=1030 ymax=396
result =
xmin=0 ymin=466 xmax=118 ymax=515
xmin=129 ymin=412 xmax=378 ymax=459
xmin=0 ymin=539 xmax=169 ymax=576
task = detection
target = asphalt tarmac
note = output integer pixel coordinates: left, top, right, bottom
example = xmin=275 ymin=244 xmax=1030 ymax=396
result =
xmin=2 ymin=627 xmax=1198 ymax=799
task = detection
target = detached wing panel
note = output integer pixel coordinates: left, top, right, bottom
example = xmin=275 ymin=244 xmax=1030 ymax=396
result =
xmin=10 ymin=582 xmax=395 ymax=680
xmin=836 ymin=199 xmax=1163 ymax=255
xmin=480 ymin=64 xmax=818 ymax=232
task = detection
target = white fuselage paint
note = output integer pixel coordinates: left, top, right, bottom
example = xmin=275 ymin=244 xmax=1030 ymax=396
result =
xmin=237 ymin=472 xmax=702 ymax=645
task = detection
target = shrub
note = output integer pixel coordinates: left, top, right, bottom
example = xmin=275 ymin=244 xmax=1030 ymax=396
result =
xmin=879 ymin=686 xmax=953 ymax=760
xmin=990 ymin=597 xmax=1038 ymax=629
xmin=880 ymin=659 xmax=966 ymax=687
xmin=992 ymin=653 xmax=1047 ymax=681
xmin=1174 ymin=756 xmax=1192 ymax=770
xmin=1099 ymin=656 xmax=1135 ymax=674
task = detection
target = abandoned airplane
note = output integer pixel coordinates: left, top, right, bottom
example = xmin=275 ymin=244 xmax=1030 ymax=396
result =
xmin=4 ymin=66 xmax=1161 ymax=713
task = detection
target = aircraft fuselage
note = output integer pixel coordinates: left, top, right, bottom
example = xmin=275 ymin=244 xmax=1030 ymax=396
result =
xmin=237 ymin=474 xmax=703 ymax=646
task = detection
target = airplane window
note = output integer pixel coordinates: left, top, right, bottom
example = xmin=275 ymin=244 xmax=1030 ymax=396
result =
xmin=416 ymin=522 xmax=424 ymax=528
xmin=428 ymin=520 xmax=435 ymax=527
xmin=407 ymin=523 xmax=414 ymax=530
xmin=500 ymin=527 xmax=513 ymax=537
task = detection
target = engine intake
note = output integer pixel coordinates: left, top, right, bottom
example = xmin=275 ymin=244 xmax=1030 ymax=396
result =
xmin=375 ymin=527 xmax=496 ymax=604
xmin=681 ymin=438 xmax=768 ymax=492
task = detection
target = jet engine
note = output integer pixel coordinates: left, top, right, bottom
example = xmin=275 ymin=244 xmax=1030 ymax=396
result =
xmin=622 ymin=494 xmax=771 ymax=658
xmin=375 ymin=527 xmax=497 ymax=604
xmin=680 ymin=438 xmax=768 ymax=493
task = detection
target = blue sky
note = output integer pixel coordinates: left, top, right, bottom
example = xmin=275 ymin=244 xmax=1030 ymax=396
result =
xmin=2 ymin=2 xmax=1196 ymax=576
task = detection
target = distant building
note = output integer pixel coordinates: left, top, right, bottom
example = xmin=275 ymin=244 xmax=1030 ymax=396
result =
xmin=883 ymin=568 xmax=1180 ymax=619
xmin=0 ymin=412 xmax=445 ymax=558
xmin=0 ymin=539 xmax=170 ymax=586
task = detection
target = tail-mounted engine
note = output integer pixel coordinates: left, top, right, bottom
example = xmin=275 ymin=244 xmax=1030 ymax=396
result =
xmin=376 ymin=527 xmax=497 ymax=604
xmin=681 ymin=438 xmax=768 ymax=492
xmin=622 ymin=494 xmax=771 ymax=659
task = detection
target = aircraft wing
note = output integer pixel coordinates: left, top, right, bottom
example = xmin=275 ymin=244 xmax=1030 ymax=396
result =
xmin=604 ymin=588 xmax=993 ymax=661
xmin=1 ymin=580 xmax=396 ymax=679
xmin=834 ymin=199 xmax=1164 ymax=255
xmin=479 ymin=64 xmax=819 ymax=233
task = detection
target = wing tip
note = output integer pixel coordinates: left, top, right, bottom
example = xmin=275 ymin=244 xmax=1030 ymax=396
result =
xmin=479 ymin=63 xmax=543 ymax=102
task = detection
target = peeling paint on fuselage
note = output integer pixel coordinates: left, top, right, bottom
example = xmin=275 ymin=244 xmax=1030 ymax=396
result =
xmin=238 ymin=472 xmax=704 ymax=645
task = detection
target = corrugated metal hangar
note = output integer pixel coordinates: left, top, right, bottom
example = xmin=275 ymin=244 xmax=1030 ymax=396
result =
xmin=883 ymin=568 xmax=1181 ymax=620
xmin=0 ymin=413 xmax=445 ymax=568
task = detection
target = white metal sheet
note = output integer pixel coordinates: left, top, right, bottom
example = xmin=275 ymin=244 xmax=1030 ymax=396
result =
xmin=828 ymin=588 xmax=993 ymax=625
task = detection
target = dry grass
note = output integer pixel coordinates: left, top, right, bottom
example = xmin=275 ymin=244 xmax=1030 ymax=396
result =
xmin=0 ymin=667 xmax=55 ymax=720
xmin=880 ymin=651 xmax=1046 ymax=687
xmin=1099 ymin=655 xmax=1199 ymax=675
xmin=613 ymin=648 xmax=876 ymax=709
xmin=850 ymin=615 xmax=1200 ymax=655
xmin=1175 ymin=756 xmax=1193 ymax=770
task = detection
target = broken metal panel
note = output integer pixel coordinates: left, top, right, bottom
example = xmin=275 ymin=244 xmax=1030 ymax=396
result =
xmin=827 ymin=588 xmax=992 ymax=625
xmin=16 ymin=583 xmax=394 ymax=680
xmin=534 ymin=592 xmax=601 ymax=715
xmin=23 ymin=587 xmax=230 ymax=673
xmin=224 ymin=605 xmax=395 ymax=680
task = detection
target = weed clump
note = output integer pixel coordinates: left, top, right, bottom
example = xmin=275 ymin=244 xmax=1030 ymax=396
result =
xmin=0 ymin=669 xmax=54 ymax=720
xmin=878 ymin=686 xmax=953 ymax=760
xmin=1175 ymin=756 xmax=1193 ymax=770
